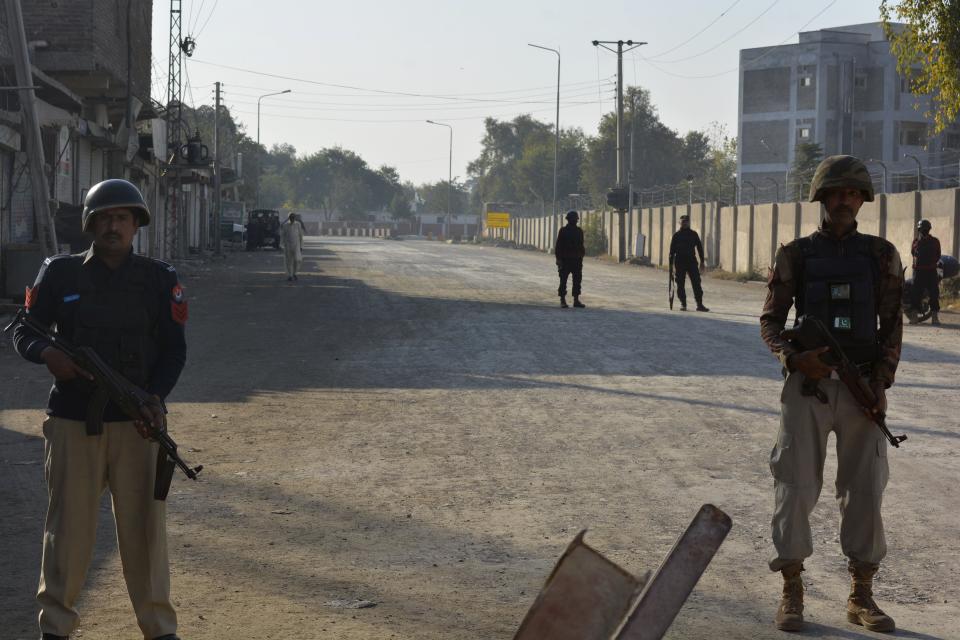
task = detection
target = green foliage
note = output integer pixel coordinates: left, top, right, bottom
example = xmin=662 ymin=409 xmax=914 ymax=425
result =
xmin=791 ymin=142 xmax=823 ymax=201
xmin=581 ymin=87 xmax=716 ymax=205
xmin=417 ymin=180 xmax=470 ymax=215
xmin=881 ymin=1 xmax=960 ymax=134
xmin=582 ymin=216 xmax=606 ymax=256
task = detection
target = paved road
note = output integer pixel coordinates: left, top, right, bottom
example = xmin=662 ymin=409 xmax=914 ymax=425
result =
xmin=1 ymin=237 xmax=957 ymax=639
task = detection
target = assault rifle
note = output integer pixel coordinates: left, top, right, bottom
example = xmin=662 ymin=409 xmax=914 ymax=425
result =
xmin=668 ymin=256 xmax=675 ymax=310
xmin=5 ymin=308 xmax=202 ymax=498
xmin=781 ymin=315 xmax=907 ymax=448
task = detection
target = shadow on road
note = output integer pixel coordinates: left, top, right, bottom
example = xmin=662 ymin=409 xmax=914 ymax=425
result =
xmin=0 ymin=425 xmax=124 ymax=638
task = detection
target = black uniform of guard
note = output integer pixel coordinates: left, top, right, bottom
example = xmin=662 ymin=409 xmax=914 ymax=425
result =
xmin=14 ymin=248 xmax=187 ymax=419
xmin=554 ymin=210 xmax=586 ymax=308
xmin=11 ymin=179 xmax=185 ymax=640
xmin=669 ymin=215 xmax=709 ymax=311
xmin=910 ymin=219 xmax=941 ymax=325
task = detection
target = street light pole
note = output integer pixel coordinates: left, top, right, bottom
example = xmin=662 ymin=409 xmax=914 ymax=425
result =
xmin=904 ymin=153 xmax=923 ymax=191
xmin=256 ymin=88 xmax=292 ymax=208
xmin=528 ymin=44 xmax=560 ymax=221
xmin=867 ymin=159 xmax=888 ymax=194
xmin=426 ymin=120 xmax=453 ymax=238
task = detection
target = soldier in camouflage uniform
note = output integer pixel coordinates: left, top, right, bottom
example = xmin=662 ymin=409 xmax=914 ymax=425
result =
xmin=760 ymin=156 xmax=903 ymax=633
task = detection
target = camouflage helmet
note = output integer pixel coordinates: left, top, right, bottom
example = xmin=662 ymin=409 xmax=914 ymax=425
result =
xmin=82 ymin=179 xmax=151 ymax=231
xmin=808 ymin=155 xmax=874 ymax=203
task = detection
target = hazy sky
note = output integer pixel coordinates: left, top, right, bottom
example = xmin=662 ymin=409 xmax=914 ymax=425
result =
xmin=151 ymin=0 xmax=887 ymax=185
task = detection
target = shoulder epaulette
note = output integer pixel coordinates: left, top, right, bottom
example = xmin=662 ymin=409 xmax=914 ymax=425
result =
xmin=135 ymin=254 xmax=178 ymax=274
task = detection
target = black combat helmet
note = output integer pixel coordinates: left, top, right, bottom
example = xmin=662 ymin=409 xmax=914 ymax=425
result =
xmin=82 ymin=179 xmax=151 ymax=231
xmin=566 ymin=210 xmax=579 ymax=222
xmin=917 ymin=218 xmax=932 ymax=233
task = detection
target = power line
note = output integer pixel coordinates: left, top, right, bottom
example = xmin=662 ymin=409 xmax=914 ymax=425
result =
xmin=638 ymin=0 xmax=837 ymax=80
xmin=217 ymin=84 xmax=613 ymax=111
xmin=226 ymin=99 xmax=601 ymax=124
xmin=215 ymin=81 xmax=613 ymax=105
xmin=645 ymin=0 xmax=782 ymax=64
xmin=195 ymin=0 xmax=219 ymax=37
xmin=190 ymin=58 xmax=615 ymax=103
xmin=643 ymin=0 xmax=744 ymax=59
xmin=213 ymin=76 xmax=613 ymax=99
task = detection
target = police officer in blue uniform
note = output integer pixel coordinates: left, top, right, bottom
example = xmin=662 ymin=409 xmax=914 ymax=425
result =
xmin=11 ymin=179 xmax=186 ymax=640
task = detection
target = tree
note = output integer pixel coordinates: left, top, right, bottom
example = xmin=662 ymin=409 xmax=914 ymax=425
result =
xmin=791 ymin=142 xmax=823 ymax=201
xmin=418 ymin=180 xmax=469 ymax=215
xmin=702 ymin=121 xmax=738 ymax=202
xmin=582 ymin=86 xmax=697 ymax=205
xmin=881 ymin=1 xmax=960 ymax=134
xmin=467 ymin=115 xmax=553 ymax=204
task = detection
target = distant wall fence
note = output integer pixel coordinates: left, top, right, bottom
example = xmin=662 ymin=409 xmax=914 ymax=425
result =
xmin=486 ymin=188 xmax=960 ymax=274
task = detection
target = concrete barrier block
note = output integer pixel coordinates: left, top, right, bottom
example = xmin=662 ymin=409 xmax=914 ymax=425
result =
xmin=799 ymin=202 xmax=823 ymax=236
xmin=753 ymin=204 xmax=777 ymax=273
xmin=719 ymin=206 xmax=737 ymax=272
xmin=736 ymin=205 xmax=753 ymax=273
xmin=920 ymin=188 xmax=958 ymax=257
xmin=886 ymin=191 xmax=920 ymax=261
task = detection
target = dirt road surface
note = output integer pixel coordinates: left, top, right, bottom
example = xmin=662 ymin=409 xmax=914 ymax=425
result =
xmin=2 ymin=237 xmax=957 ymax=639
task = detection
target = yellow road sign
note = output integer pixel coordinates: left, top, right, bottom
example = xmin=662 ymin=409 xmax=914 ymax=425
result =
xmin=486 ymin=212 xmax=511 ymax=228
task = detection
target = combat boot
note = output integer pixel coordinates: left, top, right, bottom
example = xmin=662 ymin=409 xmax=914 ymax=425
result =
xmin=774 ymin=562 xmax=805 ymax=631
xmin=573 ymin=297 xmax=585 ymax=308
xmin=560 ymin=296 xmax=569 ymax=308
xmin=931 ymin=312 xmax=941 ymax=325
xmin=846 ymin=561 xmax=895 ymax=632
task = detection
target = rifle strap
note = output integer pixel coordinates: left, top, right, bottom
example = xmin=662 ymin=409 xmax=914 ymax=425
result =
xmin=85 ymin=387 xmax=108 ymax=436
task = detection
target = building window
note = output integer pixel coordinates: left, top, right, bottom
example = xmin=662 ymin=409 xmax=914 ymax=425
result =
xmin=945 ymin=133 xmax=960 ymax=149
xmin=799 ymin=76 xmax=813 ymax=88
xmin=854 ymin=74 xmax=868 ymax=90
xmin=798 ymin=127 xmax=811 ymax=140
xmin=900 ymin=122 xmax=927 ymax=147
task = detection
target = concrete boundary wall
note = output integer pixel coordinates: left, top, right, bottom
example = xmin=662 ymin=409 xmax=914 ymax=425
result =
xmin=495 ymin=188 xmax=960 ymax=271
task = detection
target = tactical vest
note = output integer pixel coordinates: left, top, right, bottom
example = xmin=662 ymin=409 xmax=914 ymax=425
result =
xmin=62 ymin=255 xmax=162 ymax=432
xmin=795 ymin=233 xmax=879 ymax=366
xmin=71 ymin=257 xmax=161 ymax=386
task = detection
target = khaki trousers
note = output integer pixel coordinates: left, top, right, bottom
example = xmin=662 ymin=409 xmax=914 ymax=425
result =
xmin=37 ymin=417 xmax=177 ymax=639
xmin=769 ymin=372 xmax=890 ymax=571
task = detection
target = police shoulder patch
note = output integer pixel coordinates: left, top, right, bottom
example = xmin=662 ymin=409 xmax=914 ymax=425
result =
xmin=170 ymin=283 xmax=188 ymax=325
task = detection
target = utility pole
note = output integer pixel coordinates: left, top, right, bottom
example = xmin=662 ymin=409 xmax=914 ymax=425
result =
xmin=593 ymin=39 xmax=646 ymax=262
xmin=5 ymin=0 xmax=58 ymax=256
xmin=214 ymin=81 xmax=222 ymax=256
xmin=165 ymin=0 xmax=184 ymax=259
xmin=426 ymin=120 xmax=453 ymax=238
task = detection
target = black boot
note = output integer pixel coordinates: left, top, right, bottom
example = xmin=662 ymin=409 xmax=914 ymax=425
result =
xmin=696 ymin=302 xmax=710 ymax=312
xmin=560 ymin=295 xmax=569 ymax=308
xmin=573 ymin=297 xmax=585 ymax=308
xmin=42 ymin=634 xmax=69 ymax=640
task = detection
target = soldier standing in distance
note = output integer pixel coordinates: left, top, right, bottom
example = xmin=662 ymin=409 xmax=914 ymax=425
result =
xmin=554 ymin=210 xmax=586 ymax=308
xmin=910 ymin=218 xmax=941 ymax=325
xmin=668 ymin=214 xmax=709 ymax=311
xmin=11 ymin=179 xmax=186 ymax=640
xmin=760 ymin=156 xmax=903 ymax=633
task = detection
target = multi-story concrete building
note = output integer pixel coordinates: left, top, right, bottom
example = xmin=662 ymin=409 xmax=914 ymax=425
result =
xmin=738 ymin=22 xmax=960 ymax=203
